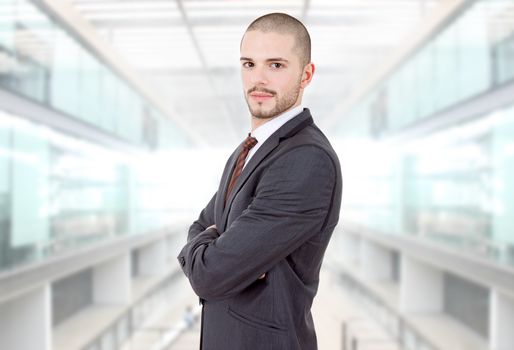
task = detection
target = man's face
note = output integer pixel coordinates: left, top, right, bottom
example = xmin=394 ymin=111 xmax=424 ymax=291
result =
xmin=240 ymin=30 xmax=305 ymax=119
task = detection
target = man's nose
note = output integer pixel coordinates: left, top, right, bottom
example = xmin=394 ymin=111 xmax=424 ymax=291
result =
xmin=250 ymin=65 xmax=269 ymax=85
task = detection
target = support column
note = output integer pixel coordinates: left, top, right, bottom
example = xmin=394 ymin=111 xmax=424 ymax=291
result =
xmin=399 ymin=255 xmax=443 ymax=312
xmin=359 ymin=239 xmax=394 ymax=281
xmin=93 ymin=253 xmax=131 ymax=304
xmin=0 ymin=285 xmax=51 ymax=350
xmin=138 ymin=239 xmax=167 ymax=276
xmin=490 ymin=290 xmax=514 ymax=350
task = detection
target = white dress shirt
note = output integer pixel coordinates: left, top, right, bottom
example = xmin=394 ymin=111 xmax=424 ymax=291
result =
xmin=243 ymin=105 xmax=304 ymax=168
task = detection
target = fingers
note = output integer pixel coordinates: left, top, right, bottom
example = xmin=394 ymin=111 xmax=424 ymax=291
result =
xmin=258 ymin=273 xmax=266 ymax=279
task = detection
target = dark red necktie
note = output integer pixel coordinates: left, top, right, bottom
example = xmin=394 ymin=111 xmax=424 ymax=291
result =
xmin=225 ymin=133 xmax=258 ymax=205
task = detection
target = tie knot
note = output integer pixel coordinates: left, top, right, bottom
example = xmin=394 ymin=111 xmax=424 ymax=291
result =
xmin=243 ymin=134 xmax=258 ymax=151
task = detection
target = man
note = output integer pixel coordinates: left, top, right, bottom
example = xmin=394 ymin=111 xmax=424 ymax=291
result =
xmin=177 ymin=13 xmax=342 ymax=350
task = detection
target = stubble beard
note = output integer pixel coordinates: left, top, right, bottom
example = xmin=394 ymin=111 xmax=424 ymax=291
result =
xmin=245 ymin=77 xmax=302 ymax=120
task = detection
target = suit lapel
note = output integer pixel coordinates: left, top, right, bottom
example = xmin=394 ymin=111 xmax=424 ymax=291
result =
xmin=215 ymin=146 xmax=241 ymax=226
xmin=220 ymin=109 xmax=314 ymax=230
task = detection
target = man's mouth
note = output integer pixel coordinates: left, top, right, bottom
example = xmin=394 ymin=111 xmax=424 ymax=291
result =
xmin=249 ymin=91 xmax=274 ymax=102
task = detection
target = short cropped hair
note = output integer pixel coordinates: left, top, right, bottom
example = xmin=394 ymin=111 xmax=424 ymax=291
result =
xmin=244 ymin=13 xmax=311 ymax=67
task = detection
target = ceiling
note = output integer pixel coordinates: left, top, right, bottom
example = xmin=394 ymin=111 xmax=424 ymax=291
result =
xmin=68 ymin=0 xmax=442 ymax=147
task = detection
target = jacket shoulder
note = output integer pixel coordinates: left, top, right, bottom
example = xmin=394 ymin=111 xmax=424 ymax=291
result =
xmin=280 ymin=123 xmax=339 ymax=164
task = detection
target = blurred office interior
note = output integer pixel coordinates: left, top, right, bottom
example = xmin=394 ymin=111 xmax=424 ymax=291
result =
xmin=0 ymin=0 xmax=514 ymax=349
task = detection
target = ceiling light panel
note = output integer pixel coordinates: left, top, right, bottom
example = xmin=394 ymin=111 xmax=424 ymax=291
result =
xmin=71 ymin=0 xmax=181 ymax=20
xmin=183 ymin=0 xmax=304 ymax=23
xmin=82 ymin=11 xmax=181 ymax=20
xmin=73 ymin=1 xmax=179 ymax=12
xmin=120 ymin=52 xmax=203 ymax=70
xmin=110 ymin=26 xmax=202 ymax=70
xmin=183 ymin=0 xmax=304 ymax=10
xmin=311 ymin=0 xmax=438 ymax=7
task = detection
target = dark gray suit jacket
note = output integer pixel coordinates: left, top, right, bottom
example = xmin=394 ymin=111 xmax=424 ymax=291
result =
xmin=177 ymin=109 xmax=342 ymax=350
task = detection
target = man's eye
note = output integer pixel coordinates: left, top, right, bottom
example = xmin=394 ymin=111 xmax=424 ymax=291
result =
xmin=271 ymin=63 xmax=283 ymax=69
xmin=243 ymin=62 xmax=254 ymax=68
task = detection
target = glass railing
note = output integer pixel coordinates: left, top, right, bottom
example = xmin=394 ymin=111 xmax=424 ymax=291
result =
xmin=338 ymin=102 xmax=514 ymax=268
xmin=0 ymin=0 xmax=187 ymax=149
xmin=0 ymin=109 xmax=183 ymax=273
xmin=336 ymin=0 xmax=514 ymax=138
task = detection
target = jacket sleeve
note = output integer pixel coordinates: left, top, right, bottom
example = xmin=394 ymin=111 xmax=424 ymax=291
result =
xmin=177 ymin=146 xmax=337 ymax=301
xmin=187 ymin=191 xmax=217 ymax=242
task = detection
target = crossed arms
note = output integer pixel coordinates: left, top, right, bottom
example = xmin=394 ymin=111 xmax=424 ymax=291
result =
xmin=177 ymin=146 xmax=336 ymax=301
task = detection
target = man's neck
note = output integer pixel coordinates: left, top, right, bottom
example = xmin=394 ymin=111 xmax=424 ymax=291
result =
xmin=251 ymin=103 xmax=302 ymax=131
xmin=251 ymin=115 xmax=275 ymax=131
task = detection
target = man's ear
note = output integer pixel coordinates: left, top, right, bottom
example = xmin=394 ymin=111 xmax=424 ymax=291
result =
xmin=300 ymin=63 xmax=315 ymax=89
